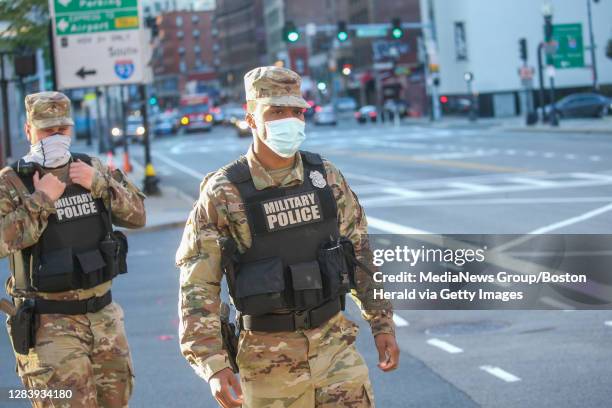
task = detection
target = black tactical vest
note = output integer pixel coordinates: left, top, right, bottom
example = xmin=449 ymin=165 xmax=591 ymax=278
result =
xmin=222 ymin=151 xmax=350 ymax=316
xmin=9 ymin=153 xmax=125 ymax=293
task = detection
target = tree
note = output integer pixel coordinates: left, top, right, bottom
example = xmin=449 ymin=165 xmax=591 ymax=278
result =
xmin=0 ymin=0 xmax=49 ymax=52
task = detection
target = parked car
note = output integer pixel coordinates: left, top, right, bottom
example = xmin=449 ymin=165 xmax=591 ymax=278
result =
xmin=335 ymin=97 xmax=358 ymax=112
xmin=314 ymin=105 xmax=337 ymax=126
xmin=355 ymin=105 xmax=378 ymax=123
xmin=179 ymin=103 xmax=213 ymax=132
xmin=542 ymin=93 xmax=610 ymax=118
xmin=235 ymin=119 xmax=252 ymax=137
xmin=210 ymin=106 xmax=224 ymax=124
xmin=153 ymin=111 xmax=179 ymax=136
xmin=221 ymin=104 xmax=247 ymax=125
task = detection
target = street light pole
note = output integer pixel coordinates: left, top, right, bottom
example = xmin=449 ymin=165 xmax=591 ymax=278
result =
xmin=586 ymin=0 xmax=599 ymax=91
xmin=542 ymin=3 xmax=559 ymax=127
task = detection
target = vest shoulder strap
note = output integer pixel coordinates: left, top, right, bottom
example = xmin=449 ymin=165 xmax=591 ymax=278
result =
xmin=221 ymin=156 xmax=251 ymax=184
xmin=300 ymin=150 xmax=323 ymax=166
xmin=70 ymin=152 xmax=92 ymax=165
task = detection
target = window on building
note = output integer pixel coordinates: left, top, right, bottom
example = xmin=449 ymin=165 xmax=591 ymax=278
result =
xmin=195 ymin=58 xmax=202 ymax=69
xmin=194 ymin=45 xmax=201 ymax=53
xmin=211 ymin=28 xmax=219 ymax=37
xmin=179 ymin=60 xmax=187 ymax=73
xmin=192 ymin=15 xmax=199 ymax=23
xmin=212 ymin=43 xmax=219 ymax=52
xmin=178 ymin=47 xmax=185 ymax=55
xmin=177 ymin=30 xmax=184 ymax=39
xmin=176 ymin=16 xmax=183 ymax=26
xmin=192 ymin=29 xmax=200 ymax=38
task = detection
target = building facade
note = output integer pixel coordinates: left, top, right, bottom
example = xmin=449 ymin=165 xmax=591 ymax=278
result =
xmin=151 ymin=10 xmax=217 ymax=107
xmin=422 ymin=0 xmax=612 ymax=117
xmin=213 ymin=0 xmax=267 ymax=101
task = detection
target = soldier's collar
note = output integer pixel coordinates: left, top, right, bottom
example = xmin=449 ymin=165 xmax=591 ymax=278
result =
xmin=245 ymin=146 xmax=304 ymax=190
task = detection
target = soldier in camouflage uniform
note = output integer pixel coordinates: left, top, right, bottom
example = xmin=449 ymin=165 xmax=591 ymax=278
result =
xmin=1 ymin=92 xmax=146 ymax=407
xmin=177 ymin=67 xmax=399 ymax=408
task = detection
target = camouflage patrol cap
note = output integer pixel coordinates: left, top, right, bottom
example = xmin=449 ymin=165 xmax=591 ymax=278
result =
xmin=244 ymin=66 xmax=310 ymax=109
xmin=25 ymin=91 xmax=74 ymax=129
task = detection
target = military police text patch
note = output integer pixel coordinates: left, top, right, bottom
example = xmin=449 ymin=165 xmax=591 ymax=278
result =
xmin=54 ymin=192 xmax=100 ymax=222
xmin=261 ymin=191 xmax=323 ymax=232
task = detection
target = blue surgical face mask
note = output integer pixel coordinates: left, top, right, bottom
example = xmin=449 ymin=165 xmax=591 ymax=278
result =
xmin=260 ymin=117 xmax=306 ymax=158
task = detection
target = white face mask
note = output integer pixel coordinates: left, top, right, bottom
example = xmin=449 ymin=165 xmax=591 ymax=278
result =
xmin=24 ymin=134 xmax=72 ymax=168
xmin=257 ymin=117 xmax=306 ymax=158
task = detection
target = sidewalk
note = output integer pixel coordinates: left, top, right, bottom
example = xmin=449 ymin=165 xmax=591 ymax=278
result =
xmin=70 ymin=141 xmax=195 ymax=234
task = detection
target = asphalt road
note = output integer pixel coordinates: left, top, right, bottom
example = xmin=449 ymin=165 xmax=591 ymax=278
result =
xmin=2 ymin=117 xmax=612 ymax=407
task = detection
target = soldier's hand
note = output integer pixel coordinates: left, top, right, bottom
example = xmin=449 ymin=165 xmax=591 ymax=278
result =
xmin=375 ymin=333 xmax=400 ymax=372
xmin=209 ymin=368 xmax=243 ymax=408
xmin=69 ymin=159 xmax=95 ymax=190
xmin=33 ymin=171 xmax=66 ymax=202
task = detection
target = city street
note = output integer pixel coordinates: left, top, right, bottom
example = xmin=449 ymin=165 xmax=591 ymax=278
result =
xmin=3 ymin=118 xmax=611 ymax=407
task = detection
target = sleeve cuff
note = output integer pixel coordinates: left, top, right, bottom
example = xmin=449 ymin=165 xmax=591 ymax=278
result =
xmin=29 ymin=190 xmax=56 ymax=214
xmin=369 ymin=310 xmax=396 ymax=337
xmin=196 ymin=353 xmax=233 ymax=382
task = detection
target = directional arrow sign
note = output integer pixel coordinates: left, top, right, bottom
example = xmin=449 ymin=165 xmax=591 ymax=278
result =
xmin=76 ymin=67 xmax=97 ymax=79
xmin=49 ymin=0 xmax=145 ymax=89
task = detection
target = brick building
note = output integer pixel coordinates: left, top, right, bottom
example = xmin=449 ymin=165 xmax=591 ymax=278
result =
xmin=151 ymin=10 xmax=218 ymax=108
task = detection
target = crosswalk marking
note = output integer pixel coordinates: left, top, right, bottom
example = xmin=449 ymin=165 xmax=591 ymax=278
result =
xmin=427 ymin=338 xmax=463 ymax=354
xmin=479 ymin=366 xmax=521 ymax=382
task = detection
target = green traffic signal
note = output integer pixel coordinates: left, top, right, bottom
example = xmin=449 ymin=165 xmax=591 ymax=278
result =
xmin=149 ymin=96 xmax=158 ymax=106
xmin=288 ymin=31 xmax=299 ymax=42
xmin=337 ymin=21 xmax=348 ymax=42
xmin=391 ymin=18 xmax=403 ymax=39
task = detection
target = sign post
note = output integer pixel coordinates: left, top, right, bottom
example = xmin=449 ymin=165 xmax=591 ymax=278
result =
xmin=49 ymin=0 xmax=146 ymax=89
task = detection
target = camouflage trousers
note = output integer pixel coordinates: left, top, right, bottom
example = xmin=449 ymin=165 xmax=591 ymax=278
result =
xmin=236 ymin=312 xmax=374 ymax=408
xmin=9 ymin=302 xmax=134 ymax=408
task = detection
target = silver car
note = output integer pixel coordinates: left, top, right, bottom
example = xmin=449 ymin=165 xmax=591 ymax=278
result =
xmin=314 ymin=105 xmax=337 ymax=126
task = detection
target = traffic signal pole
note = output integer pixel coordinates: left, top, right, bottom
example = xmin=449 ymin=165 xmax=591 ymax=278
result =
xmin=139 ymin=84 xmax=159 ymax=195
xmin=586 ymin=0 xmax=599 ymax=91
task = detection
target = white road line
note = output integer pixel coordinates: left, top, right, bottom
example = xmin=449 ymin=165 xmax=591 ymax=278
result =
xmin=565 ymin=154 xmax=576 ymax=160
xmin=571 ymin=172 xmax=612 ymax=182
xmin=366 ymin=216 xmax=431 ymax=234
xmin=426 ymin=338 xmax=463 ymax=354
xmin=381 ymin=187 xmax=426 ymax=198
xmin=508 ymin=177 xmax=557 ymax=187
xmin=361 ymin=197 xmax=612 ymax=206
xmin=528 ymin=202 xmax=612 ymax=234
xmin=479 ymin=366 xmax=521 ymax=383
xmin=543 ymin=152 xmax=556 ymax=158
xmin=589 ymin=156 xmax=601 ymax=161
xmin=447 ymin=182 xmax=495 ymax=192
xmin=342 ymin=171 xmax=397 ymax=186
xmin=155 ymin=153 xmax=205 ymax=180
xmin=392 ymin=315 xmax=409 ymax=327
xmin=539 ymin=296 xmax=576 ymax=311
xmin=604 ymin=321 xmax=612 ymax=327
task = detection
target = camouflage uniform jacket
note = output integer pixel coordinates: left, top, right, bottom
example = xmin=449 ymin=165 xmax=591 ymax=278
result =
xmin=0 ymin=156 xmax=146 ymax=301
xmin=176 ymin=148 xmax=395 ymax=382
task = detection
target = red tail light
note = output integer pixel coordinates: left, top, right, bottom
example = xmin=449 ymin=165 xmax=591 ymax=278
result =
xmin=354 ymin=112 xmax=361 ymax=118
xmin=315 ymin=106 xmax=322 ymax=113
xmin=368 ymin=111 xmax=377 ymax=118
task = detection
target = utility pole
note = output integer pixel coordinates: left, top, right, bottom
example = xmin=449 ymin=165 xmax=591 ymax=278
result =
xmin=542 ymin=3 xmax=559 ymax=127
xmin=586 ymin=0 xmax=599 ymax=91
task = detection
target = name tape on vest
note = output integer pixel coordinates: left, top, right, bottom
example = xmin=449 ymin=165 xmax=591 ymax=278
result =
xmin=262 ymin=192 xmax=322 ymax=232
xmin=54 ymin=192 xmax=99 ymax=222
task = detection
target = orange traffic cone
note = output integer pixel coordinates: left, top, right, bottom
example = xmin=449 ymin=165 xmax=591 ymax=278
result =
xmin=122 ymin=151 xmax=133 ymax=173
xmin=106 ymin=151 xmax=115 ymax=171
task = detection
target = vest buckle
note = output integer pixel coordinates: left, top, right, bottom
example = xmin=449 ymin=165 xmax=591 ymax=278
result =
xmin=293 ymin=311 xmax=311 ymax=330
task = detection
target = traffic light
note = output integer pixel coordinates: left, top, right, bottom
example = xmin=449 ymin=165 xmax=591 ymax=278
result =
xmin=149 ymin=95 xmax=158 ymax=106
xmin=342 ymin=63 xmax=352 ymax=76
xmin=544 ymin=15 xmax=553 ymax=42
xmin=145 ymin=16 xmax=159 ymax=38
xmin=283 ymin=21 xmax=299 ymax=43
xmin=337 ymin=21 xmax=348 ymax=42
xmin=391 ymin=18 xmax=404 ymax=39
xmin=519 ymin=38 xmax=527 ymax=61
xmin=607 ymin=38 xmax=612 ymax=59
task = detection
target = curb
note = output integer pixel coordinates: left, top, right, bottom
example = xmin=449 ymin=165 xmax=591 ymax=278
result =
xmin=502 ymin=127 xmax=612 ymax=135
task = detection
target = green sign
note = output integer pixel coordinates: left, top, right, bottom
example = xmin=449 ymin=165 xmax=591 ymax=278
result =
xmin=356 ymin=27 xmax=388 ymax=38
xmin=546 ymin=23 xmax=584 ymax=69
xmin=53 ymin=0 xmax=139 ymax=35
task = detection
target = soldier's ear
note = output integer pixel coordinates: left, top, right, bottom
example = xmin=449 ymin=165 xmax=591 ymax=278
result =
xmin=25 ymin=123 xmax=33 ymax=143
